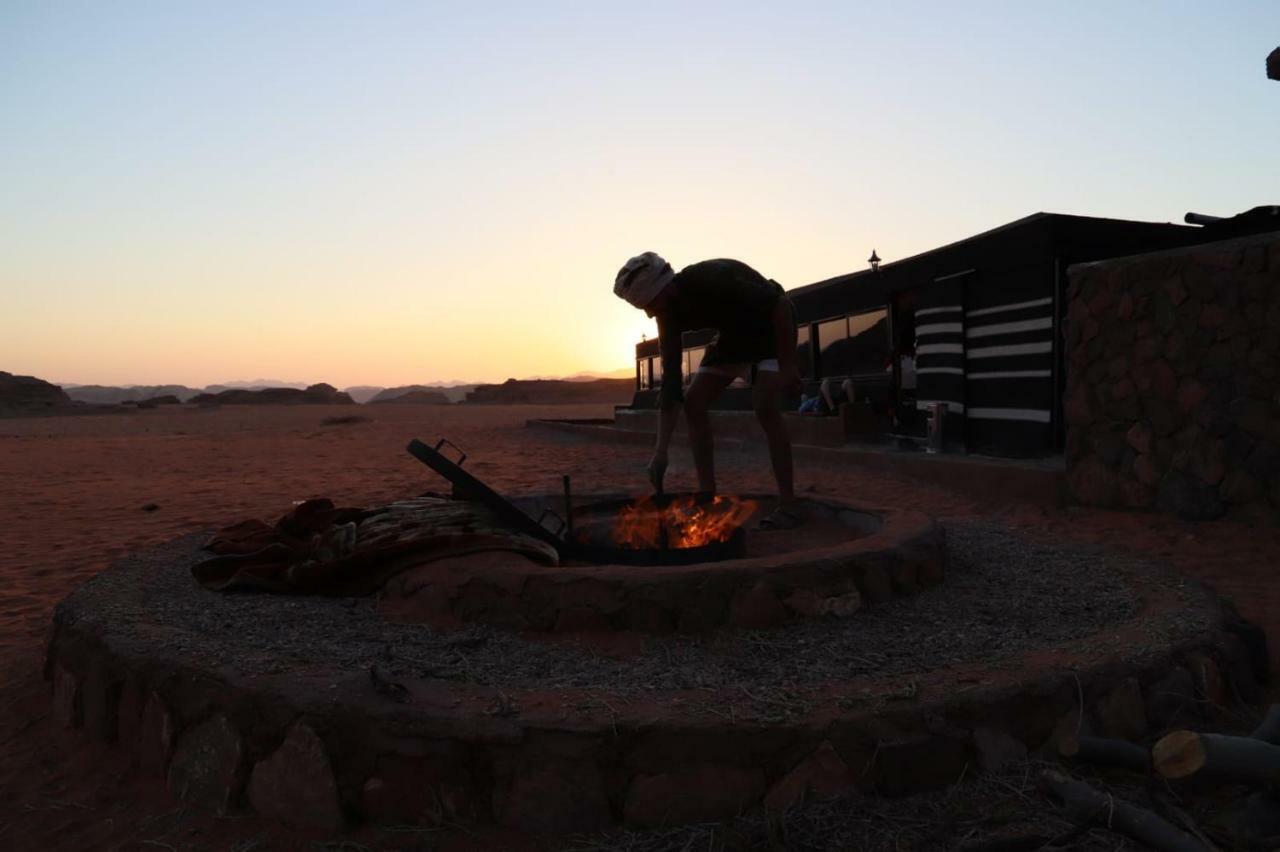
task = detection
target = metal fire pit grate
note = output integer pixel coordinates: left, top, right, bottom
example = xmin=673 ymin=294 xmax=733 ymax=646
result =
xmin=567 ymin=494 xmax=749 ymax=566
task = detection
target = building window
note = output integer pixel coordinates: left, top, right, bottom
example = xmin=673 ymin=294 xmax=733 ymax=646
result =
xmin=637 ymin=358 xmax=650 ymax=390
xmin=817 ymin=311 xmax=889 ymax=377
xmin=847 ymin=308 xmax=890 ymax=375
xmin=796 ymin=324 xmax=813 ymax=378
xmin=817 ymin=317 xmax=849 ymax=376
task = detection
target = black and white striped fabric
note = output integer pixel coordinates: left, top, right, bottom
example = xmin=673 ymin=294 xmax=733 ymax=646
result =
xmin=963 ymin=295 xmax=1055 ymax=455
xmin=914 ymin=278 xmax=967 ymax=430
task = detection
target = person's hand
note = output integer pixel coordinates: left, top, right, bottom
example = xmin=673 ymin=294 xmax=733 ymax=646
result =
xmin=647 ymin=451 xmax=668 ymax=494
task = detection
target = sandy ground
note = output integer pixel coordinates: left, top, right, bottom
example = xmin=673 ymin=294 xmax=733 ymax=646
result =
xmin=2 ymin=403 xmax=1279 ymax=850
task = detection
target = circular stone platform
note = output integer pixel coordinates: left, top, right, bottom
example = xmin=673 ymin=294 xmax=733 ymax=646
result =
xmin=377 ymin=494 xmax=943 ymax=633
xmin=45 ymin=521 xmax=1263 ymax=835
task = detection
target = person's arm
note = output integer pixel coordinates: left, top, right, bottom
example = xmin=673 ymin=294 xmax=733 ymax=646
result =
xmin=772 ymin=293 xmax=801 ymax=394
xmin=650 ymin=316 xmax=684 ymax=491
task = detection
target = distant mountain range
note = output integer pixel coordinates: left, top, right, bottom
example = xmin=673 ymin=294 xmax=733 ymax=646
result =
xmin=57 ymin=369 xmax=635 ymax=406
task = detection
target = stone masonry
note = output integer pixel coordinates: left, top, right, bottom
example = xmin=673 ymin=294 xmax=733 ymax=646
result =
xmin=1065 ymin=231 xmax=1280 ymax=521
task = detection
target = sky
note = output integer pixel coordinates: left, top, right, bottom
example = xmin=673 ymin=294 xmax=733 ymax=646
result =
xmin=1 ymin=1 xmax=1277 ymax=388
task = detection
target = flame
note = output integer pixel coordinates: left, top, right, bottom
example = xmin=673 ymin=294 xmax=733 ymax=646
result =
xmin=610 ymin=495 xmax=758 ymax=549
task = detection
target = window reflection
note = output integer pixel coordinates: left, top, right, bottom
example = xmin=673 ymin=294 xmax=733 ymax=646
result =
xmin=796 ymin=324 xmax=813 ymax=379
xmin=817 ymin=317 xmax=849 ymax=376
xmin=817 ymin=310 xmax=889 ymax=377
xmin=847 ymin=309 xmax=889 ymax=375
xmin=637 ymin=359 xmax=649 ymax=390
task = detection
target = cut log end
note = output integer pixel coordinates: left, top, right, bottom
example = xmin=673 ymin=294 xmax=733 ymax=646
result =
xmin=1153 ymin=730 xmax=1207 ymax=780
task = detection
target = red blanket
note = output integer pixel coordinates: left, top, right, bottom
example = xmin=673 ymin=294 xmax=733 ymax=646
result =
xmin=193 ymin=496 xmax=558 ymax=595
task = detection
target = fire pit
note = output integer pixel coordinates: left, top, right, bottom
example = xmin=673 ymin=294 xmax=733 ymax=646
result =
xmin=565 ymin=493 xmax=756 ymax=566
xmin=386 ymin=438 xmax=948 ymax=632
xmin=41 ymin=435 xmax=1259 ymax=837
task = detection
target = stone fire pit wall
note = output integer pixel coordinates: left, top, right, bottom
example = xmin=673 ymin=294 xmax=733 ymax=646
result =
xmin=1064 ymin=231 xmax=1280 ymax=521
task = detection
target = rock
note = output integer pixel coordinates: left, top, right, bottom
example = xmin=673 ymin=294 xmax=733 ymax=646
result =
xmin=1064 ymin=383 xmax=1092 ymax=426
xmin=1163 ymin=274 xmax=1188 ymax=306
xmin=728 ymin=583 xmax=789 ymax=629
xmin=1116 ymin=292 xmax=1134 ymax=320
xmin=496 ymin=761 xmax=611 ymax=833
xmin=188 ymin=384 xmax=356 ymax=406
xmin=764 ymin=741 xmax=855 ymax=812
xmin=625 ymin=765 xmax=765 ymax=827
xmin=1068 ymin=458 xmax=1119 ymax=506
xmin=1125 ymin=422 xmax=1153 ymax=455
xmin=361 ymin=752 xmax=476 ymax=826
xmin=1133 ymin=454 xmax=1159 ymax=487
xmin=0 ymin=371 xmax=71 ymax=412
xmin=1144 ymin=667 xmax=1199 ymax=730
xmin=81 ymin=668 xmax=121 ymax=743
xmin=1199 ymin=303 xmax=1226 ymax=330
xmin=52 ymin=664 xmax=81 ymax=729
xmin=139 ymin=692 xmax=175 ymax=777
xmin=785 ymin=588 xmax=863 ymax=619
xmin=1095 ymin=678 xmax=1147 ymax=741
xmin=1145 ymin=399 xmax=1181 ymax=437
xmin=1220 ymin=469 xmax=1263 ymax=504
xmin=247 ymin=722 xmax=342 ymax=831
xmin=116 ymin=680 xmax=144 ymax=750
xmin=1231 ymin=396 xmax=1272 ymax=437
xmin=167 ymin=714 xmax=245 ymax=812
xmin=1150 ymin=359 xmax=1178 ymax=401
xmin=856 ymin=563 xmax=894 ymax=604
xmin=1156 ymin=471 xmax=1225 ymax=520
xmin=553 ymin=608 xmax=613 ymax=633
xmin=1177 ymin=379 xmax=1208 ymax=413
xmin=973 ymin=727 xmax=1027 ymax=772
xmin=369 ymin=389 xmax=452 ymax=405
xmin=1107 ymin=355 xmax=1129 ymax=380
xmin=1118 ymin=478 xmax=1153 ymax=509
xmin=1222 ymin=634 xmax=1262 ymax=705
xmin=875 ymin=734 xmax=969 ymax=796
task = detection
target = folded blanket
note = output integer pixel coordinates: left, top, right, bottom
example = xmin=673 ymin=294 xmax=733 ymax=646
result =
xmin=193 ymin=496 xmax=559 ymax=595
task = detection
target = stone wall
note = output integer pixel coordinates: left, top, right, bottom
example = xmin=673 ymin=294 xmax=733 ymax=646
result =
xmin=1064 ymin=231 xmax=1280 ymax=521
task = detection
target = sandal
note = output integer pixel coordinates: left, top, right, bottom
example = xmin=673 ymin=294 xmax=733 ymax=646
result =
xmin=754 ymin=506 xmax=804 ymax=531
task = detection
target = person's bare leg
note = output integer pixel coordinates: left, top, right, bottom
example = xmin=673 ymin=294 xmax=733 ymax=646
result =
xmin=841 ymin=378 xmax=856 ymax=405
xmin=752 ymin=370 xmax=797 ymax=506
xmin=684 ymin=371 xmax=735 ymax=494
xmin=819 ymin=377 xmax=835 ymax=411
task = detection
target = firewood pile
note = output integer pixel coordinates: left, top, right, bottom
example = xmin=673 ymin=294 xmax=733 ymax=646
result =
xmin=1042 ymin=704 xmax=1280 ymax=851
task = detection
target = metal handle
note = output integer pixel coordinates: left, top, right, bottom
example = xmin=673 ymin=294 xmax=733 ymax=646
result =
xmin=433 ymin=438 xmax=467 ymax=467
xmin=536 ymin=508 xmax=566 ymax=537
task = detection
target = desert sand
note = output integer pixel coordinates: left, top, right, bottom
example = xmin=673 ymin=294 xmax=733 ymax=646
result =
xmin=2 ymin=403 xmax=1279 ymax=850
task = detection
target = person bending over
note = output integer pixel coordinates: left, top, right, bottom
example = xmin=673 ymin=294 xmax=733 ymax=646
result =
xmin=614 ymin=252 xmax=803 ymax=529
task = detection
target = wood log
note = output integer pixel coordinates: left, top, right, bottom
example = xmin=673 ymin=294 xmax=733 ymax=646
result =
xmin=1059 ymin=734 xmax=1152 ymax=773
xmin=1038 ymin=770 xmax=1209 ymax=852
xmin=1250 ymin=704 xmax=1280 ymax=745
xmin=1154 ymin=730 xmax=1280 ymax=785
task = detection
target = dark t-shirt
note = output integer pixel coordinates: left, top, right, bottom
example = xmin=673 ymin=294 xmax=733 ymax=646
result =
xmin=656 ymin=259 xmax=785 ymax=403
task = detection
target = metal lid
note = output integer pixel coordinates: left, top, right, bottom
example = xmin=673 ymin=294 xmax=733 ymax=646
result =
xmin=406 ymin=438 xmax=565 ymax=550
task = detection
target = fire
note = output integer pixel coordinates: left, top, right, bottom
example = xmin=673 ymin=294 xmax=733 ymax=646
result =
xmin=610 ymin=495 xmax=758 ymax=549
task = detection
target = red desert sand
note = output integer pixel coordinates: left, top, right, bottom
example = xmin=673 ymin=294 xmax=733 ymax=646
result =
xmin=2 ymin=402 xmax=1279 ymax=849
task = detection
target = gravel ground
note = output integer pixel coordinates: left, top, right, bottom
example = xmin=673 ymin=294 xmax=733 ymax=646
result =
xmin=59 ymin=522 xmax=1208 ymax=710
xmin=560 ymin=757 xmax=1241 ymax=852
